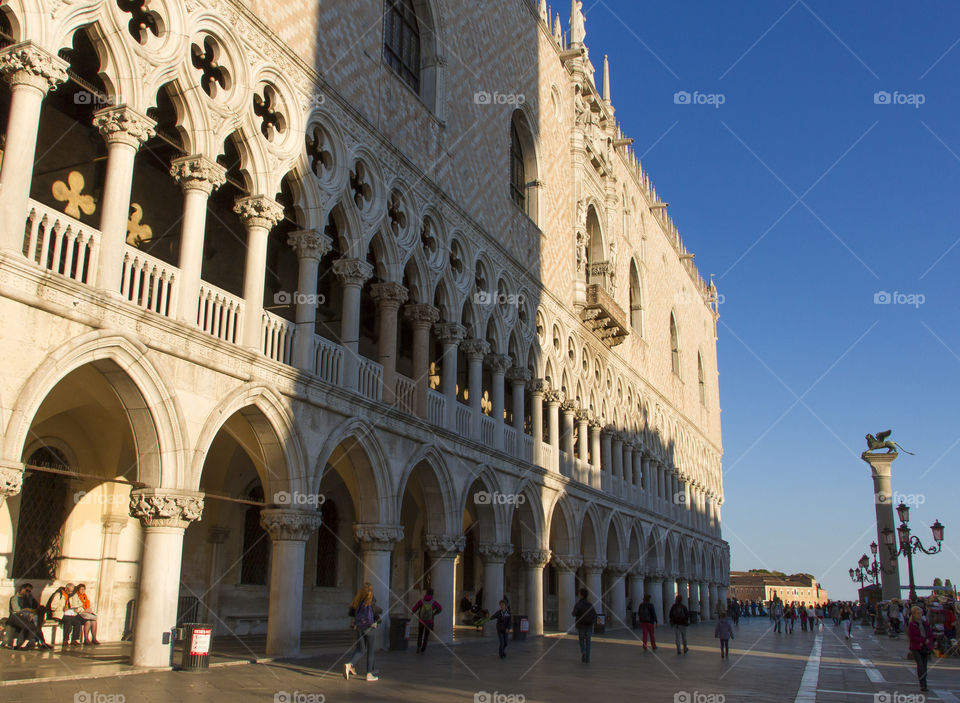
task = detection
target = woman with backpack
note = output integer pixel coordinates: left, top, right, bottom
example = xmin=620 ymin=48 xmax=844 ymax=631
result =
xmin=345 ymin=582 xmax=381 ymax=682
xmin=411 ymin=587 xmax=442 ymax=654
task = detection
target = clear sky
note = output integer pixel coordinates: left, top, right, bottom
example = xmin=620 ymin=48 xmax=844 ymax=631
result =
xmin=583 ymin=0 xmax=960 ymax=600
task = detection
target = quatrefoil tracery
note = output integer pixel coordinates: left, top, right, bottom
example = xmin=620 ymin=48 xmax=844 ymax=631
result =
xmin=253 ymin=84 xmax=286 ymax=142
xmin=117 ymin=0 xmax=162 ymax=44
xmin=191 ymin=37 xmax=230 ymax=99
xmin=305 ymin=126 xmax=334 ymax=180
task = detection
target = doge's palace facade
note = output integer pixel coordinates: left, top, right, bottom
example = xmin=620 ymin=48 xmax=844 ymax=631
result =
xmin=0 ymin=0 xmax=727 ymax=667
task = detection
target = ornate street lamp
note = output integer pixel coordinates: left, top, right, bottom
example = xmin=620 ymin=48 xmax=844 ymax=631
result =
xmin=887 ymin=502 xmax=946 ymax=603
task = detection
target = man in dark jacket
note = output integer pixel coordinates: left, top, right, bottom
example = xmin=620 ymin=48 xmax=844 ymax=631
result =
xmin=637 ymin=593 xmax=658 ymax=650
xmin=489 ymin=600 xmax=512 ymax=659
xmin=572 ymin=588 xmax=597 ymax=663
xmin=669 ymin=594 xmax=690 ymax=654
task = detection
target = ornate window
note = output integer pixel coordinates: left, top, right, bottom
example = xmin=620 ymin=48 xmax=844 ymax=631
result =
xmin=698 ymin=352 xmax=706 ymax=406
xmin=510 ymin=110 xmax=539 ymax=222
xmin=510 ymin=121 xmax=525 ymax=209
xmin=629 ymin=261 xmax=644 ymax=334
xmin=316 ymin=499 xmax=339 ymax=587
xmin=670 ymin=313 xmax=681 ymax=377
xmin=240 ymin=485 xmax=269 ymax=585
xmin=383 ymin=0 xmax=421 ymax=93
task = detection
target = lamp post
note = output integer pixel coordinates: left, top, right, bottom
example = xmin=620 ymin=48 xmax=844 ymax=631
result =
xmin=883 ymin=502 xmax=945 ymax=604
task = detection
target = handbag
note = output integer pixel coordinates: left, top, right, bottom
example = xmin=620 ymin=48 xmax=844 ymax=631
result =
xmin=79 ymin=612 xmax=97 ymax=621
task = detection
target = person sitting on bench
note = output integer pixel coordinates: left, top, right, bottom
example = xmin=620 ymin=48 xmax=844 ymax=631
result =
xmin=47 ymin=583 xmax=83 ymax=646
xmin=7 ymin=583 xmax=49 ymax=649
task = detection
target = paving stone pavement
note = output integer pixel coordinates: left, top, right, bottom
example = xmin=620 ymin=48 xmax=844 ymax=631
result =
xmin=2 ymin=618 xmax=958 ymax=703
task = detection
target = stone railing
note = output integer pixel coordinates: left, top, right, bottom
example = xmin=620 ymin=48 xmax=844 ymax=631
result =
xmin=261 ymin=310 xmax=294 ymax=364
xmin=197 ymin=282 xmax=243 ymax=343
xmin=119 ymin=244 xmax=177 ymax=317
xmin=395 ymin=374 xmax=415 ymax=414
xmin=427 ymin=389 xmax=445 ymax=427
xmin=357 ymin=357 xmax=383 ymax=402
xmin=23 ymin=199 xmax=100 ymax=285
xmin=314 ymin=334 xmax=343 ymax=385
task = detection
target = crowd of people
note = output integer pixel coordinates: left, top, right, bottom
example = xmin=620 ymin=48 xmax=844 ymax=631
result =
xmin=2 ymin=582 xmax=99 ymax=650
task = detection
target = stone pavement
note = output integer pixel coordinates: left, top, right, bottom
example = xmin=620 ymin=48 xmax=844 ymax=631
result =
xmin=1 ymin=618 xmax=958 ymax=702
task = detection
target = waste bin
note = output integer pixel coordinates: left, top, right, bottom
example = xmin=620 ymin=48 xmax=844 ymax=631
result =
xmin=390 ymin=617 xmax=410 ymax=650
xmin=514 ymin=615 xmax=528 ymax=640
xmin=594 ymin=613 xmax=606 ymax=634
xmin=180 ymin=623 xmax=213 ymax=671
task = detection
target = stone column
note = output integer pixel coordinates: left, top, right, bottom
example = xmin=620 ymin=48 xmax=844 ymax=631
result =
xmin=354 ymin=523 xmax=404 ymax=650
xmin=128 ymin=488 xmax=204 ymax=668
xmin=661 ymin=576 xmax=677 ymax=627
xmin=0 ymin=43 xmax=68 ymax=253
xmin=709 ymin=583 xmax=719 ymax=617
xmin=583 ymin=559 xmax=607 ymax=615
xmin=699 ymin=581 xmax=710 ymax=619
xmin=506 ymin=367 xmax=530 ymax=455
xmin=286 ymin=229 xmax=332 ymax=369
xmin=232 ymin=195 xmax=284 ymax=348
xmin=589 ymin=420 xmax=602 ymax=488
xmin=576 ymin=410 xmax=589 ymax=463
xmin=633 ymin=450 xmax=644 ymax=501
xmin=369 ymin=282 xmax=408 ymax=405
xmin=607 ymin=563 xmax=629 ymax=629
xmin=717 ymin=584 xmax=729 ymax=611
xmin=333 ymin=257 xmax=374 ymax=390
xmin=203 ymin=527 xmax=229 ymax=632
xmin=529 ymin=379 xmax=546 ymax=464
xmin=630 ymin=569 xmax=645 ymax=626
xmin=677 ymin=577 xmax=689 ymax=606
xmin=93 ymin=516 xmax=127 ymax=641
xmin=478 ymin=542 xmax=513 ymax=619
xmin=687 ymin=577 xmax=700 ymax=616
xmin=260 ymin=509 xmax=321 ymax=657
xmin=425 ymin=534 xmax=465 ymax=644
xmin=861 ymin=451 xmax=903 ymax=600
xmin=642 ymin=455 xmax=653 ymax=497
xmin=552 ymin=554 xmax=582 ymax=632
xmin=520 ymin=549 xmax=551 ymax=636
xmin=560 ymin=400 xmax=576 ymax=460
xmin=95 ymin=105 xmax=157 ymax=292
xmin=646 ymin=574 xmax=664 ymax=625
xmin=601 ymin=427 xmax=613 ymax=490
xmin=612 ymin=432 xmax=624 ymax=483
xmin=170 ymin=156 xmax=227 ymax=323
xmin=485 ymin=353 xmax=511 ymax=449
xmin=544 ymin=389 xmax=562 ymax=473
xmin=404 ymin=304 xmax=440 ymax=418
xmin=623 ymin=441 xmax=635 ymax=491
xmin=460 ymin=338 xmax=490 ymax=440
xmin=434 ymin=322 xmax=465 ymax=430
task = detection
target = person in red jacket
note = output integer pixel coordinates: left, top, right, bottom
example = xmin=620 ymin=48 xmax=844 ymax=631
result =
xmin=907 ymin=605 xmax=935 ymax=692
xmin=412 ymin=588 xmax=442 ymax=654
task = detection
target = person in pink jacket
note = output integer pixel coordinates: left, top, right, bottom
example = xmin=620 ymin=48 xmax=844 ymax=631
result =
xmin=907 ymin=605 xmax=934 ymax=692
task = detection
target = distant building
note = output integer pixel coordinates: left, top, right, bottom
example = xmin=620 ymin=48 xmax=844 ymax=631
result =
xmin=728 ymin=571 xmax=828 ymax=605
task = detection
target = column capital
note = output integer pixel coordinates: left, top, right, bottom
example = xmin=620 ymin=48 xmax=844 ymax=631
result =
xmin=94 ymin=105 xmax=156 ymax=148
xmin=630 ymin=565 xmax=647 ymax=578
xmin=520 ymin=548 xmax=552 ymax=568
xmin=460 ymin=338 xmax=490 ymax=359
xmin=607 ymin=562 xmax=630 ymax=576
xmin=505 ymin=366 xmax=531 ymax=384
xmin=574 ymin=407 xmax=590 ymax=423
xmin=233 ymin=195 xmax=284 ymax=230
xmin=287 ymin=228 xmax=333 ymax=260
xmin=403 ymin=303 xmax=440 ymax=328
xmin=332 ymin=257 xmax=374 ymax=287
xmin=260 ymin=508 xmax=321 ymax=541
xmin=353 ymin=522 xmax=404 ymax=551
xmin=369 ymin=281 xmax=409 ymax=309
xmin=484 ymin=353 xmax=512 ymax=374
xmin=551 ymin=553 xmax=583 ymax=572
xmin=0 ymin=41 xmax=68 ymax=93
xmin=0 ymin=461 xmax=24 ymax=505
xmin=527 ymin=377 xmax=548 ymax=395
xmin=560 ymin=398 xmax=578 ymax=414
xmin=543 ymin=389 xmax=564 ymax=405
xmin=434 ymin=321 xmax=466 ymax=344
xmin=424 ymin=533 xmax=466 ymax=558
xmin=589 ymin=417 xmax=604 ymax=430
xmin=170 ymin=155 xmax=227 ymax=194
xmin=129 ymin=488 xmax=204 ymax=529
xmin=583 ymin=558 xmax=607 ymax=573
xmin=478 ymin=541 xmax=514 ymax=563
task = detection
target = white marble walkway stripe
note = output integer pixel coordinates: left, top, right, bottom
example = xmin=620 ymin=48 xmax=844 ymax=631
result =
xmin=856 ymin=657 xmax=885 ymax=683
xmin=795 ymin=631 xmax=822 ymax=703
xmin=934 ymin=690 xmax=959 ymax=703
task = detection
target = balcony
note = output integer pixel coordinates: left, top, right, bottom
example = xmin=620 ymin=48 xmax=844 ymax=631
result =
xmin=581 ymin=283 xmax=629 ymax=347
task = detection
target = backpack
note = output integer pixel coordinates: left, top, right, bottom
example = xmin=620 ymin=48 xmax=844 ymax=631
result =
xmin=418 ymin=600 xmax=436 ymax=622
xmin=576 ymin=601 xmax=597 ymax=628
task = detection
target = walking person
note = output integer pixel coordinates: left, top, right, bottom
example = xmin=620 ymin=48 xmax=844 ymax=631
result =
xmin=799 ymin=603 xmax=808 ymax=631
xmin=637 ymin=593 xmax=658 ymax=650
xmin=715 ymin=611 xmax=734 ymax=659
xmin=345 ymin=582 xmax=381 ymax=682
xmin=908 ymin=605 xmax=934 ymax=692
xmin=669 ymin=595 xmax=690 ymax=654
xmin=489 ymin=600 xmax=511 ymax=659
xmin=784 ymin=603 xmax=795 ymax=634
xmin=772 ymin=599 xmax=784 ymax=634
xmin=830 ymin=602 xmax=840 ymax=626
xmin=840 ymin=603 xmax=853 ymax=639
xmin=411 ymin=587 xmax=442 ymax=654
xmin=571 ymin=588 xmax=597 ymax=663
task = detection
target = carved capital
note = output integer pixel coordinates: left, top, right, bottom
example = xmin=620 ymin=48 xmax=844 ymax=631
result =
xmin=370 ymin=281 xmax=408 ymax=309
xmin=460 ymin=338 xmax=490 ymax=359
xmin=574 ymin=407 xmax=591 ymax=423
xmin=484 ymin=353 xmax=512 ymax=374
xmin=520 ymin=548 xmax=552 ymax=568
xmin=0 ymin=461 xmax=25 ymax=506
xmin=506 ymin=366 xmax=531 ymax=384
xmin=233 ymin=195 xmax=284 ymax=230
xmin=287 ymin=229 xmax=333 ymax=261
xmin=607 ymin=562 xmax=630 ymax=576
xmin=0 ymin=42 xmax=68 ymax=93
xmin=551 ymin=553 xmax=583 ymax=572
xmin=434 ymin=321 xmax=466 ymax=344
xmin=100 ymin=515 xmax=128 ymax=535
xmin=478 ymin=542 xmax=514 ymax=563
xmin=93 ymin=105 xmax=156 ymax=148
xmin=403 ymin=303 xmax=440 ymax=327
xmin=527 ymin=378 xmax=548 ymax=395
xmin=560 ymin=398 xmax=578 ymax=414
xmin=354 ymin=523 xmax=404 ymax=551
xmin=129 ymin=488 xmax=204 ymax=528
xmin=424 ymin=533 xmax=466 ymax=558
xmin=543 ymin=389 xmax=564 ymax=405
xmin=332 ymin=257 xmax=374 ymax=287
xmin=170 ymin=155 xmax=226 ymax=194
xmin=582 ymin=558 xmax=607 ymax=573
xmin=630 ymin=565 xmax=647 ymax=578
xmin=260 ymin=508 xmax=322 ymax=541
xmin=588 ymin=417 xmax=604 ymax=430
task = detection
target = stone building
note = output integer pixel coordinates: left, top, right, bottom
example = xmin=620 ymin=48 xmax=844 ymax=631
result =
xmin=0 ymin=0 xmax=727 ymax=667
xmin=728 ymin=571 xmax=828 ymax=606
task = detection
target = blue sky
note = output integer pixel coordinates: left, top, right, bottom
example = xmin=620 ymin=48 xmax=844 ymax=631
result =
xmin=585 ymin=0 xmax=960 ymax=600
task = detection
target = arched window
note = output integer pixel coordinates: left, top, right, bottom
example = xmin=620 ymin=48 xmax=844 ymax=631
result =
xmin=384 ymin=0 xmax=421 ymax=93
xmin=698 ymin=352 xmax=706 ymax=406
xmin=12 ymin=447 xmax=71 ymax=580
xmin=240 ymin=485 xmax=269 ymax=585
xmin=629 ymin=261 xmax=643 ymax=334
xmin=670 ymin=313 xmax=680 ymax=377
xmin=510 ymin=110 xmax=539 ymax=222
xmin=510 ymin=121 xmax=525 ymax=209
xmin=316 ymin=499 xmax=339 ymax=587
